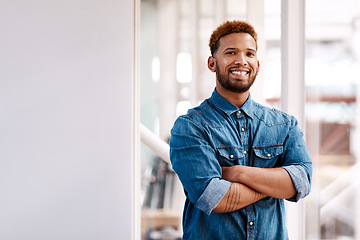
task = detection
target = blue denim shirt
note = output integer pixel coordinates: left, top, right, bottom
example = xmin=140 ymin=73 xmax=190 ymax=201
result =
xmin=170 ymin=90 xmax=312 ymax=240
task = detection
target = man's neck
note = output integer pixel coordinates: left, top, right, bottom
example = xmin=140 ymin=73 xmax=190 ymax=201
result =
xmin=215 ymin=86 xmax=249 ymax=108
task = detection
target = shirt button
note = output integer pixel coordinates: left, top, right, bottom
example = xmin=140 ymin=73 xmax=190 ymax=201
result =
xmin=249 ymin=221 xmax=254 ymax=226
xmin=229 ymin=154 xmax=234 ymax=159
xmin=241 ymin=128 xmax=245 ymax=132
xmin=267 ymin=153 xmax=271 ymax=157
xmin=244 ymin=151 xmax=247 ymax=154
xmin=238 ymin=110 xmax=241 ymax=114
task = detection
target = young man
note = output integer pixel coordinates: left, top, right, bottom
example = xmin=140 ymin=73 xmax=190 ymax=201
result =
xmin=169 ymin=20 xmax=312 ymax=239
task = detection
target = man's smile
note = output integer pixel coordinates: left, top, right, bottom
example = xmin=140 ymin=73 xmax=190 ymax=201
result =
xmin=229 ymin=68 xmax=250 ymax=78
xmin=230 ymin=70 xmax=249 ymax=76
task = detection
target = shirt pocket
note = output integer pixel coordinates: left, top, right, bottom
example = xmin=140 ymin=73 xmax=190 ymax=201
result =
xmin=253 ymin=145 xmax=283 ymax=168
xmin=216 ymin=146 xmax=244 ymax=166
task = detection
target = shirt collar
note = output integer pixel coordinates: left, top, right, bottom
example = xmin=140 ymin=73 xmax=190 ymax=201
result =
xmin=209 ymin=89 xmax=254 ymax=119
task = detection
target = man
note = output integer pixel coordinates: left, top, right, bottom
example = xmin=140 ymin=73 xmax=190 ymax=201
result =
xmin=169 ymin=20 xmax=312 ymax=239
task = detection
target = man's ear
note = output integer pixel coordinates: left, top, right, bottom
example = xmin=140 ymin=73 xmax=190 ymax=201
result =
xmin=256 ymin=60 xmax=260 ymax=75
xmin=208 ymin=56 xmax=216 ymax=72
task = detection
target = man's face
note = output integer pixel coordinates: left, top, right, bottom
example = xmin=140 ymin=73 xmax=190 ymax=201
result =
xmin=208 ymin=33 xmax=260 ymax=94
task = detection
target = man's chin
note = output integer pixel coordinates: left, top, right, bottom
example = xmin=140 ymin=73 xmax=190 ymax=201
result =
xmin=224 ymin=85 xmax=251 ymax=93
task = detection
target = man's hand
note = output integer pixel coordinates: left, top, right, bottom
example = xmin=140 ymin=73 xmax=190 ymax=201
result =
xmin=222 ymin=165 xmax=242 ymax=182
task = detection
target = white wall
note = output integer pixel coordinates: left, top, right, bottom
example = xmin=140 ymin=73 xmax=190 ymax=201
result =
xmin=0 ymin=1 xmax=135 ymax=239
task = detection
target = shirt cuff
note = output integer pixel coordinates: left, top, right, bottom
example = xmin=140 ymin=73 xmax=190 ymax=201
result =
xmin=195 ymin=178 xmax=231 ymax=215
xmin=282 ymin=165 xmax=311 ymax=202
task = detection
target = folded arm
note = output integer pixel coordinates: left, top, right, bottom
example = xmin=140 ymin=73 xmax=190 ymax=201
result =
xmin=212 ymin=182 xmax=266 ymax=213
xmin=222 ymin=165 xmax=296 ymax=199
xmin=213 ymin=165 xmax=295 ymax=213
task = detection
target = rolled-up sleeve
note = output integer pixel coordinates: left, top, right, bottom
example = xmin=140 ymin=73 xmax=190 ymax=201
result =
xmin=170 ymin=116 xmax=228 ymax=214
xmin=282 ymin=165 xmax=311 ymax=201
xmin=196 ymin=178 xmax=231 ymax=215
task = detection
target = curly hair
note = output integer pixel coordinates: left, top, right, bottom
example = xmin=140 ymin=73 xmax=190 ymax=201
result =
xmin=209 ymin=20 xmax=258 ymax=56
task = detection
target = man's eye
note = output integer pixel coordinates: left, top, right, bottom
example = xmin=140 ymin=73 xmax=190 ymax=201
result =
xmin=226 ymin=52 xmax=235 ymax=55
xmin=247 ymin=52 xmax=255 ymax=56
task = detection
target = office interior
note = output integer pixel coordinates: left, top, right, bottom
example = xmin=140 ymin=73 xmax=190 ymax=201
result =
xmin=1 ymin=0 xmax=359 ymax=239
xmin=140 ymin=0 xmax=360 ymax=239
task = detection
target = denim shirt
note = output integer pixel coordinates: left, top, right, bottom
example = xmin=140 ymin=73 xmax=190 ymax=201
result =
xmin=170 ymin=90 xmax=312 ymax=240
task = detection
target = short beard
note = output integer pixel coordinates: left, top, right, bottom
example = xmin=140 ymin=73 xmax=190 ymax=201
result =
xmin=216 ymin=65 xmax=256 ymax=93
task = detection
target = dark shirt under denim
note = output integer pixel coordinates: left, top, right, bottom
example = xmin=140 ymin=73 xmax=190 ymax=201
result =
xmin=170 ymin=90 xmax=312 ymax=240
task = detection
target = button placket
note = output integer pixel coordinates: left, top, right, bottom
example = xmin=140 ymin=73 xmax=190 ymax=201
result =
xmin=237 ymin=109 xmax=248 ymax=164
xmin=246 ymin=205 xmax=256 ymax=240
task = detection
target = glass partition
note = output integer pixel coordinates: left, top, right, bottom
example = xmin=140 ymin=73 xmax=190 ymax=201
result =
xmin=305 ymin=0 xmax=360 ymax=239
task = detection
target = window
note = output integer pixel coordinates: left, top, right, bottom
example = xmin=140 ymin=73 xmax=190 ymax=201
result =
xmin=139 ymin=0 xmax=360 ymax=239
xmin=305 ymin=0 xmax=360 ymax=239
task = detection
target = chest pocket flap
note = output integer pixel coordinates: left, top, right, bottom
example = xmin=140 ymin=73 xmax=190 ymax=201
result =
xmin=253 ymin=145 xmax=283 ymax=160
xmin=216 ymin=146 xmax=244 ymax=165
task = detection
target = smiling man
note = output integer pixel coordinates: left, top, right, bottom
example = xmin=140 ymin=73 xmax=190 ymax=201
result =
xmin=170 ymin=20 xmax=312 ymax=239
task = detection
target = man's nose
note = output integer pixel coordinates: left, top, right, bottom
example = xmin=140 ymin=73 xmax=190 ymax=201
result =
xmin=234 ymin=53 xmax=247 ymax=65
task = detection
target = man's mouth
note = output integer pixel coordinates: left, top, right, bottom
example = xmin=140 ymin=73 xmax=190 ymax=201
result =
xmin=230 ymin=70 xmax=249 ymax=76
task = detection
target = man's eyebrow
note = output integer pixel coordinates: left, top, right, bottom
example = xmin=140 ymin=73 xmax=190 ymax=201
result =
xmin=223 ymin=47 xmax=238 ymax=52
xmin=223 ymin=47 xmax=257 ymax=52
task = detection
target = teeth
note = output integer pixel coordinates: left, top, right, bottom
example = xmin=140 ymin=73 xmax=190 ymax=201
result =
xmin=232 ymin=71 xmax=248 ymax=76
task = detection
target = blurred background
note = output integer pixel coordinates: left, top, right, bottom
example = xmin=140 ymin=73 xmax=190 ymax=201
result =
xmin=139 ymin=0 xmax=360 ymax=239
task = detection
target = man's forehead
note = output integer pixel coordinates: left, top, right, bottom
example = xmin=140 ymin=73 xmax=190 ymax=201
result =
xmin=218 ymin=33 xmax=257 ymax=49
